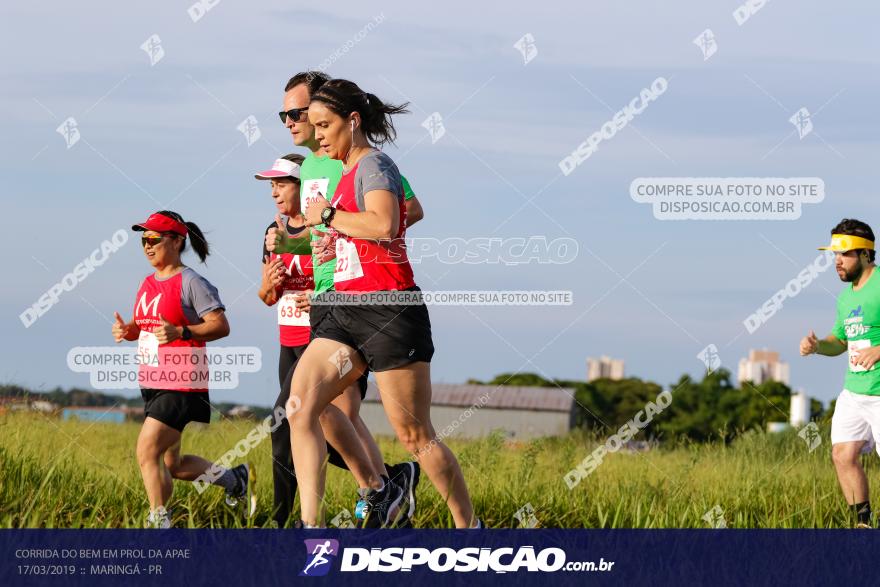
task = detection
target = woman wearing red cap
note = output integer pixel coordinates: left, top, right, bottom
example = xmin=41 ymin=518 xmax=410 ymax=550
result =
xmin=112 ymin=210 xmax=250 ymax=528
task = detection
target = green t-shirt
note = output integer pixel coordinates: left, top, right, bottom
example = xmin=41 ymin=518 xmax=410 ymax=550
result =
xmin=300 ymin=150 xmax=416 ymax=294
xmin=402 ymin=175 xmax=415 ymax=201
xmin=300 ymin=153 xmax=343 ymax=295
xmin=832 ymin=268 xmax=880 ymax=395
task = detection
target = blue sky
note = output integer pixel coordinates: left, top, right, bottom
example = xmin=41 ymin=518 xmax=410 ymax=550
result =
xmin=2 ymin=1 xmax=878 ymax=408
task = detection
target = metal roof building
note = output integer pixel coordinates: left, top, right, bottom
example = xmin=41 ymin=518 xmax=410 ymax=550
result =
xmin=360 ymin=382 xmax=577 ymax=440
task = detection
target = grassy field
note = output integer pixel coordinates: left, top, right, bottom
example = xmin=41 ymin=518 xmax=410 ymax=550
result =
xmin=0 ymin=412 xmax=874 ymax=528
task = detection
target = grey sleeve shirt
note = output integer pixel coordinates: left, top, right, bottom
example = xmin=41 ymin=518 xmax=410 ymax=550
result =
xmin=180 ymin=267 xmax=225 ymax=324
xmin=354 ymin=150 xmax=403 ymax=211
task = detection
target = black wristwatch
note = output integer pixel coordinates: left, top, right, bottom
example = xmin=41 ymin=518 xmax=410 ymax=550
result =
xmin=181 ymin=326 xmax=193 ymax=341
xmin=320 ymin=206 xmax=336 ymax=226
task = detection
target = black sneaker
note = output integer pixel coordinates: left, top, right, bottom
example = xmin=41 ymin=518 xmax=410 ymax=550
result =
xmin=386 ymin=462 xmax=420 ymax=527
xmin=354 ymin=478 xmax=406 ymax=528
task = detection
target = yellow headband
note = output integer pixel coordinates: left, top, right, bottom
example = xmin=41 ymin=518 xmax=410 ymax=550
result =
xmin=818 ymin=234 xmax=875 ymax=252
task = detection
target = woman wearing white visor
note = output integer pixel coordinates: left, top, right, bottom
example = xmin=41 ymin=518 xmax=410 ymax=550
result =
xmin=256 ymin=155 xmax=414 ymax=528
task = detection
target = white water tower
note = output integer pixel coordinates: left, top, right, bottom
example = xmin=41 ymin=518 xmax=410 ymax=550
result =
xmin=790 ymin=389 xmax=811 ymax=427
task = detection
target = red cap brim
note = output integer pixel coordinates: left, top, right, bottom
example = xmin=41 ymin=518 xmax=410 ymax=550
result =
xmin=132 ymin=213 xmax=188 ymax=236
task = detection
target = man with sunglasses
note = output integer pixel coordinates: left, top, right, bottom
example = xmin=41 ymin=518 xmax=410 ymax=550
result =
xmin=273 ymin=71 xmax=423 ymax=526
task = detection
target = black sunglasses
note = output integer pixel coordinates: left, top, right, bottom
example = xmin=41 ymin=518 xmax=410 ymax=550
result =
xmin=278 ymin=107 xmax=309 ymax=124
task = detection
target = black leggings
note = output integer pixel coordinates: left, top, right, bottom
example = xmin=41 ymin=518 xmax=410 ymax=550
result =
xmin=271 ymin=344 xmax=348 ymax=527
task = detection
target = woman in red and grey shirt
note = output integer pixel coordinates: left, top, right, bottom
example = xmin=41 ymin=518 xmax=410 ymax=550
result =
xmin=256 ymin=155 xmax=402 ymax=528
xmin=112 ymin=210 xmax=250 ymax=528
xmin=270 ymin=80 xmax=478 ymax=529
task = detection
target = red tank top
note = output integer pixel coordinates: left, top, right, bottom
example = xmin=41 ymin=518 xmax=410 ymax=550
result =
xmin=133 ymin=272 xmax=208 ymax=392
xmin=273 ymin=252 xmax=313 ymax=347
xmin=331 ymin=160 xmax=415 ymax=293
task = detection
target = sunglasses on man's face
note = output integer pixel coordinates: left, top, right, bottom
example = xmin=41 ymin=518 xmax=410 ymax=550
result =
xmin=279 ymin=107 xmax=309 ymax=124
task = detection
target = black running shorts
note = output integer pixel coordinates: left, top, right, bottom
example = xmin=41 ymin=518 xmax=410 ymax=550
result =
xmin=141 ymin=388 xmax=211 ymax=432
xmin=310 ymin=287 xmax=434 ymax=372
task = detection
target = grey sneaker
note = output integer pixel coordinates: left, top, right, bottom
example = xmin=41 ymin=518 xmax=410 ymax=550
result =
xmin=145 ymin=507 xmax=171 ymax=529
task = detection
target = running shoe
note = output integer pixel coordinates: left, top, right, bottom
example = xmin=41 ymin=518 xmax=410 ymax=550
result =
xmin=145 ymin=507 xmax=171 ymax=529
xmin=225 ymin=463 xmax=257 ymax=517
xmin=386 ymin=462 xmax=420 ymax=526
xmin=354 ymin=478 xmax=406 ymax=528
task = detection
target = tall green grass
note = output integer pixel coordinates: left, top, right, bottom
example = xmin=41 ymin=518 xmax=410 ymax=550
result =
xmin=0 ymin=413 xmax=871 ymax=528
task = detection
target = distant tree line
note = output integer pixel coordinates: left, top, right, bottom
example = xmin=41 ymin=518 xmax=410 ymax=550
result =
xmin=467 ymin=369 xmax=827 ymax=442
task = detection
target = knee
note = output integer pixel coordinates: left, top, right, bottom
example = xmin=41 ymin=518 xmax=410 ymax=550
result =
xmin=285 ymin=395 xmax=302 ymax=420
xmin=286 ymin=394 xmax=309 ymax=429
xmin=287 ymin=395 xmax=322 ymax=430
xmin=394 ymin=422 xmax=435 ymax=454
xmin=832 ymin=445 xmax=859 ymax=468
xmin=318 ymin=406 xmax=344 ymax=428
xmin=136 ymin=440 xmax=158 ymax=469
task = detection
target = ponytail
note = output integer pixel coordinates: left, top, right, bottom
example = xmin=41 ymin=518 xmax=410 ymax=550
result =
xmin=310 ymin=79 xmax=409 ymax=147
xmin=360 ymin=91 xmax=409 ymax=147
xmin=155 ymin=210 xmax=210 ymax=263
xmin=183 ymin=221 xmax=210 ymax=263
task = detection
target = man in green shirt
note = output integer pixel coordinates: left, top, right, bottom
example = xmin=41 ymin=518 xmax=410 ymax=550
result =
xmin=800 ymin=218 xmax=879 ymax=527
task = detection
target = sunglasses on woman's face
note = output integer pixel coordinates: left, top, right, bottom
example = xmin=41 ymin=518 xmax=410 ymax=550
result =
xmin=279 ymin=107 xmax=308 ymax=124
xmin=142 ymin=234 xmax=177 ymax=248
